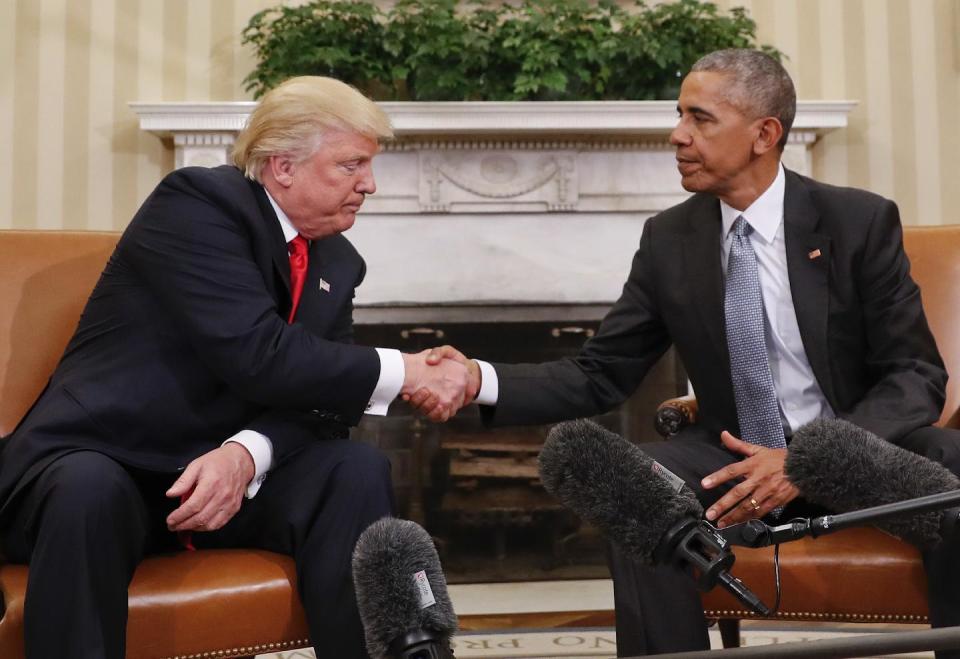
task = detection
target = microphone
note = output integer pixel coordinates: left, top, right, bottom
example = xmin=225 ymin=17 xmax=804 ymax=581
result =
xmin=540 ymin=419 xmax=771 ymax=616
xmin=784 ymin=417 xmax=960 ymax=548
xmin=352 ymin=517 xmax=457 ymax=659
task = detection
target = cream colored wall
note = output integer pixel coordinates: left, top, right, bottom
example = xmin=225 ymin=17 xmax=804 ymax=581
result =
xmin=1 ymin=0 xmax=958 ymax=231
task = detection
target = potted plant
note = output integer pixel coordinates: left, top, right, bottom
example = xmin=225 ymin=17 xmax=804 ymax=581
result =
xmin=241 ymin=0 xmax=781 ymax=101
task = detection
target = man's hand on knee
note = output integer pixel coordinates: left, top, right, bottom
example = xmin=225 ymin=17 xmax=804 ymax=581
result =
xmin=165 ymin=443 xmax=254 ymax=532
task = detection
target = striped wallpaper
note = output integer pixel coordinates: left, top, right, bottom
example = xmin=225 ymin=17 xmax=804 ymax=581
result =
xmin=1 ymin=0 xmax=958 ymax=231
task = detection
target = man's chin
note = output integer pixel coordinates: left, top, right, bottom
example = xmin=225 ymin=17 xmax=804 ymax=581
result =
xmin=678 ymin=174 xmax=703 ymax=193
xmin=337 ymin=214 xmax=357 ymax=232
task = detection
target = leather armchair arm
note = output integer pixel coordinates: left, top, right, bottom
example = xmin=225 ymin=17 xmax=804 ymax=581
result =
xmin=654 ymin=395 xmax=698 ymax=437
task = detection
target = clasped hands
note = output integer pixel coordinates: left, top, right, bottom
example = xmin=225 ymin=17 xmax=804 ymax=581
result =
xmin=401 ymin=346 xmax=479 ymax=422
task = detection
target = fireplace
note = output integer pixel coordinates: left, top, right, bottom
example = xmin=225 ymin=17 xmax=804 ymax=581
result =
xmin=132 ymin=100 xmax=854 ymax=581
xmin=349 ymin=308 xmax=684 ymax=582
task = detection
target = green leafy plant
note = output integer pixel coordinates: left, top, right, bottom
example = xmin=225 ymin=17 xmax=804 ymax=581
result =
xmin=242 ymin=0 xmax=781 ymax=101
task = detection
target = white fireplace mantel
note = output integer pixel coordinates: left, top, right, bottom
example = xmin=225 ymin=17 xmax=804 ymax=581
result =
xmin=130 ymin=100 xmax=856 ymax=308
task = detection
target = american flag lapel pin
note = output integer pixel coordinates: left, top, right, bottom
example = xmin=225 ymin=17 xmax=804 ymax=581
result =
xmin=319 ymin=278 xmax=331 ymax=293
xmin=808 ymin=248 xmax=822 ymax=260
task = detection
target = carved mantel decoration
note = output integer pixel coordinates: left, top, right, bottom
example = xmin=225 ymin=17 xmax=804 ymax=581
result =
xmin=131 ymin=101 xmax=856 ymax=309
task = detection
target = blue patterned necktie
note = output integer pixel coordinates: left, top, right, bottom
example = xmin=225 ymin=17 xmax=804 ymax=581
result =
xmin=725 ymin=217 xmax=786 ymax=515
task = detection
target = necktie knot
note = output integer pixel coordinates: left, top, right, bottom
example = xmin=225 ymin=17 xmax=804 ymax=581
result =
xmin=289 ymin=234 xmax=308 ymax=259
xmin=732 ymin=215 xmax=752 ymax=239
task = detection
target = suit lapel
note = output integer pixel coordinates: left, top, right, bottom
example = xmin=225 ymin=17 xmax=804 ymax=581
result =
xmin=683 ymin=195 xmax=727 ymax=358
xmin=295 ymin=238 xmax=346 ymax=330
xmin=249 ymin=182 xmax=295 ymax=307
xmin=783 ymin=170 xmax=836 ymax=405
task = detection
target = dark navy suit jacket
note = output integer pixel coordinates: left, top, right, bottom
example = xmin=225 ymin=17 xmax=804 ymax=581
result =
xmin=0 ymin=165 xmax=381 ymax=514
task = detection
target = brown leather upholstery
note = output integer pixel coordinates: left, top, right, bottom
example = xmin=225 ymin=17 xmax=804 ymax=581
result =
xmin=0 ymin=231 xmax=311 ymax=659
xmin=657 ymin=225 xmax=960 ymax=632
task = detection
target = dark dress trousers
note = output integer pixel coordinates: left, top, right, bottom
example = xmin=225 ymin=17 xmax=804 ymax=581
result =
xmin=0 ymin=165 xmax=393 ymax=659
xmin=483 ymin=169 xmax=960 ymax=655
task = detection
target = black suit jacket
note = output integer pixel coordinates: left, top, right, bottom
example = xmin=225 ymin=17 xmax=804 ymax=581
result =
xmin=486 ymin=169 xmax=947 ymax=442
xmin=0 ymin=165 xmax=381 ymax=512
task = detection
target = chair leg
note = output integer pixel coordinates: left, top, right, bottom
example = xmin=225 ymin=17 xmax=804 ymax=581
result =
xmin=718 ymin=619 xmax=741 ymax=648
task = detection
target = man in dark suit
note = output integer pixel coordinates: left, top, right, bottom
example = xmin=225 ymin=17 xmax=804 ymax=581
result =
xmin=416 ymin=49 xmax=960 ymax=655
xmin=0 ymin=76 xmax=470 ymax=659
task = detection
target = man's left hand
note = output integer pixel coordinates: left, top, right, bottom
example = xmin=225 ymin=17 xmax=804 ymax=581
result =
xmin=165 ymin=442 xmax=254 ymax=532
xmin=701 ymin=431 xmax=799 ymax=528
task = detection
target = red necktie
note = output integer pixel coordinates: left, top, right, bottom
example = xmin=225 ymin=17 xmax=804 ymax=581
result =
xmin=287 ymin=235 xmax=309 ymax=323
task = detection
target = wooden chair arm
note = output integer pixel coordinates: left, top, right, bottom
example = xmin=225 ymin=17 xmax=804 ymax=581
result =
xmin=654 ymin=395 xmax=698 ymax=437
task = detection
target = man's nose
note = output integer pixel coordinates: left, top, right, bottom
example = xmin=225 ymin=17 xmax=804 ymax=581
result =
xmin=669 ymin=122 xmax=690 ymax=147
xmin=358 ymin=169 xmax=376 ymax=194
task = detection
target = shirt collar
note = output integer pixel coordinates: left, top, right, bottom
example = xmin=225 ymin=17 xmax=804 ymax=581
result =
xmin=720 ymin=163 xmax=785 ymax=245
xmin=262 ymin=187 xmax=300 ymax=244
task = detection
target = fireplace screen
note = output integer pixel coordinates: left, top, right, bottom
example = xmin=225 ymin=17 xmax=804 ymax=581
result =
xmin=353 ymin=312 xmax=685 ymax=583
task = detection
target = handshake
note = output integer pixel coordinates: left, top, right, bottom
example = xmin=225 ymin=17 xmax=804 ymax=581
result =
xmin=400 ymin=346 xmax=479 ymax=422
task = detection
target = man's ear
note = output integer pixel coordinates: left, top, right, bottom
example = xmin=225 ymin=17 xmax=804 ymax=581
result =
xmin=753 ymin=117 xmax=784 ymax=156
xmin=265 ymin=155 xmax=296 ymax=188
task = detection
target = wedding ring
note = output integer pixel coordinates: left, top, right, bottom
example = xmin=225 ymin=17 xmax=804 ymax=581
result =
xmin=749 ymin=497 xmax=760 ymax=511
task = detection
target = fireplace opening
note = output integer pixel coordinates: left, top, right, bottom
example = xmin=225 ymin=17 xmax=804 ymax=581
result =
xmin=353 ymin=309 xmax=686 ymax=583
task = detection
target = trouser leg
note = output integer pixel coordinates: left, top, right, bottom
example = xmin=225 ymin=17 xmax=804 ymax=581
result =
xmin=606 ymin=426 xmax=745 ymax=656
xmin=897 ymin=426 xmax=960 ymax=659
xmin=1 ymin=451 xmax=153 ymax=659
xmin=198 ymin=440 xmax=395 ymax=659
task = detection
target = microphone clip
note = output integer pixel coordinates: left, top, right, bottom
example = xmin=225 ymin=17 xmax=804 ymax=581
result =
xmin=655 ymin=518 xmax=772 ymax=616
xmin=654 ymin=518 xmax=735 ymax=592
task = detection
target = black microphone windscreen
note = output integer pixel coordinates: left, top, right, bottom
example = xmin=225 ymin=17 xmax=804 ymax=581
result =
xmin=785 ymin=418 xmax=960 ymax=547
xmin=540 ymin=419 xmax=702 ymax=563
xmin=352 ymin=517 xmax=457 ymax=659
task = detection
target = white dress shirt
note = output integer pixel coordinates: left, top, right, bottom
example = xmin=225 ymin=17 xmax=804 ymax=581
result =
xmin=224 ymin=189 xmax=403 ymax=497
xmin=476 ymin=164 xmax=834 ymax=434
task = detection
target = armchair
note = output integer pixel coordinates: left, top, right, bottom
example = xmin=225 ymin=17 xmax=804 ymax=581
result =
xmin=0 ymin=231 xmax=311 ymax=659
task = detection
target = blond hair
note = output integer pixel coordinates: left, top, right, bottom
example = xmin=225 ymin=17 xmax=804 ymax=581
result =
xmin=232 ymin=76 xmax=393 ymax=181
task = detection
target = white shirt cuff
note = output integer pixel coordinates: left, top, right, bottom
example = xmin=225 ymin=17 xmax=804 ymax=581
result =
xmin=223 ymin=430 xmax=274 ymax=498
xmin=475 ymin=360 xmax=499 ymax=406
xmin=367 ymin=348 xmax=404 ymax=415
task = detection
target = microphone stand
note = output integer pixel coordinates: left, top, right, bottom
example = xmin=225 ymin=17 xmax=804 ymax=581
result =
xmin=718 ymin=489 xmax=960 ymax=548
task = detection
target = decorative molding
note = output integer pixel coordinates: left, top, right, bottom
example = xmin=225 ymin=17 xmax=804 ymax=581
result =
xmin=420 ymin=151 xmax=577 ymax=213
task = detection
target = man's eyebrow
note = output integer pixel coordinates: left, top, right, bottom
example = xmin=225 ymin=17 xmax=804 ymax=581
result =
xmin=677 ymin=103 xmax=716 ymax=119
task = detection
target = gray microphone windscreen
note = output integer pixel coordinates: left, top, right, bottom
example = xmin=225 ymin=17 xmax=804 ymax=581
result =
xmin=352 ymin=517 xmax=457 ymax=659
xmin=785 ymin=417 xmax=960 ymax=547
xmin=540 ymin=419 xmax=702 ymax=563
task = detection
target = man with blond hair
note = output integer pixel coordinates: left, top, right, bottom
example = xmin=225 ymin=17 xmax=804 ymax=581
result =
xmin=0 ymin=76 xmax=469 ymax=659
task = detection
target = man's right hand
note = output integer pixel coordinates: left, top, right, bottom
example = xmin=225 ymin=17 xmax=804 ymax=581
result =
xmin=400 ymin=349 xmax=471 ymax=422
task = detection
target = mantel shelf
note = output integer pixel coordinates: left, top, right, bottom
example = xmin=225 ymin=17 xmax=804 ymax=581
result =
xmin=130 ymin=100 xmax=857 ymax=138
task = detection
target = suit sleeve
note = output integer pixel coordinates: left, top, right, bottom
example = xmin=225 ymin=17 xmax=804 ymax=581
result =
xmin=244 ymin=255 xmax=371 ymax=462
xmin=839 ymin=200 xmax=947 ymax=441
xmin=121 ymin=173 xmax=380 ymax=424
xmin=483 ymin=220 xmax=672 ymax=426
